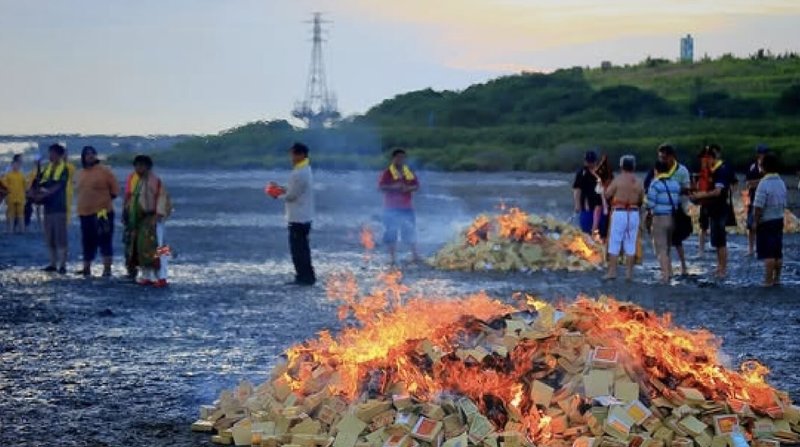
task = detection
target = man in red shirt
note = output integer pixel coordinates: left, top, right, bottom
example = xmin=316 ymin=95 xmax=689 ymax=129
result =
xmin=379 ymin=149 xmax=420 ymax=265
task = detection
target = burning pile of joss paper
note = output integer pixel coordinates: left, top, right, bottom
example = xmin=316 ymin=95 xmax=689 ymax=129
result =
xmin=193 ymin=273 xmax=800 ymax=447
xmin=431 ymin=208 xmax=603 ymax=272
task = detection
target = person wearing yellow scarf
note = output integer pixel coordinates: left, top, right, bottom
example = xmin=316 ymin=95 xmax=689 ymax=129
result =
xmin=689 ymin=149 xmax=734 ymax=279
xmin=76 ymin=146 xmax=121 ymax=277
xmin=37 ymin=144 xmax=71 ymax=274
xmin=125 ymin=154 xmax=173 ymax=287
xmin=293 ymin=157 xmax=310 ymax=171
xmin=388 ymin=163 xmax=415 ymax=181
xmin=270 ymin=143 xmax=316 ymax=286
xmin=379 ymin=149 xmax=421 ymax=265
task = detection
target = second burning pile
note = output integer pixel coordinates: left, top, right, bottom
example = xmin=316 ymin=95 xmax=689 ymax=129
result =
xmin=431 ymin=208 xmax=603 ymax=272
xmin=193 ymin=273 xmax=799 ymax=447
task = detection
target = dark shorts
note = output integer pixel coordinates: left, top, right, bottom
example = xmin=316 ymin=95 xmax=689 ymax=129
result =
xmin=80 ymin=212 xmax=115 ymax=262
xmin=579 ymin=209 xmax=607 ymax=237
xmin=709 ymin=210 xmax=727 ymax=248
xmin=699 ymin=205 xmax=710 ymax=231
xmin=383 ymin=209 xmax=416 ymax=245
xmin=757 ymin=219 xmax=784 ymax=260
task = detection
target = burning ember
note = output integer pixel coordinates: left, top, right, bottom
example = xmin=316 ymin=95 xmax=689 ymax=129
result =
xmin=434 ymin=208 xmax=603 ymax=272
xmin=361 ymin=226 xmax=376 ymax=251
xmin=193 ymin=274 xmax=799 ymax=447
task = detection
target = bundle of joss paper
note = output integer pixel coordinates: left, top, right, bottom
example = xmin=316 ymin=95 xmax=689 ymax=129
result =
xmin=192 ymin=273 xmax=800 ymax=447
xmin=266 ymin=182 xmax=287 ymax=199
xmin=430 ymin=208 xmax=603 ymax=272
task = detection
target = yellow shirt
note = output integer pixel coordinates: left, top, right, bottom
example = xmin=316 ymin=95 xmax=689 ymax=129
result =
xmin=66 ymin=162 xmax=76 ymax=222
xmin=1 ymin=170 xmax=27 ymax=203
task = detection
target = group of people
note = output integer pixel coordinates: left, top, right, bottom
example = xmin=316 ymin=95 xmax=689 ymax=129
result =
xmin=3 ymin=140 xmax=792 ymax=288
xmin=0 ymin=145 xmax=172 ymax=286
xmin=576 ymin=143 xmax=788 ymax=286
xmin=266 ymin=144 xmax=422 ymax=286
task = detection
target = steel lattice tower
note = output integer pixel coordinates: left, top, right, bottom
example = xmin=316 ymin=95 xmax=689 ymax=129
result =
xmin=292 ymin=12 xmax=339 ymax=129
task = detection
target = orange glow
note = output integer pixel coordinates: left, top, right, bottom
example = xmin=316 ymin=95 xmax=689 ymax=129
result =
xmin=496 ymin=207 xmax=536 ymax=242
xmin=566 ymin=234 xmax=602 ymax=263
xmin=360 ymin=225 xmax=375 ymax=251
xmin=459 ymin=207 xmax=602 ymax=263
xmin=465 ymin=215 xmax=491 ymax=246
xmin=278 ymin=276 xmax=788 ymax=444
xmin=578 ymin=298 xmax=783 ymax=411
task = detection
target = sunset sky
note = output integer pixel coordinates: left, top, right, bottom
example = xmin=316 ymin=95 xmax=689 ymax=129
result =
xmin=1 ymin=0 xmax=799 ymax=135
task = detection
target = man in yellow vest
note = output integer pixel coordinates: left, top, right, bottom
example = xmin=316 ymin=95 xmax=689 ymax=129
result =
xmin=378 ymin=149 xmax=421 ymax=266
xmin=32 ymin=144 xmax=70 ymax=273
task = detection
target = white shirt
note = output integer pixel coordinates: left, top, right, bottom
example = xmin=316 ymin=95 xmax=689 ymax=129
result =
xmin=282 ymin=164 xmax=314 ymax=223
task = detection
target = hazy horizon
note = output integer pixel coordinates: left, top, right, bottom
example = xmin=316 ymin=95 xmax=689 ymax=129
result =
xmin=1 ymin=0 xmax=799 ymax=136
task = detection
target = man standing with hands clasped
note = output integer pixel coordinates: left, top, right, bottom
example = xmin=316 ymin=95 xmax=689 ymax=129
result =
xmin=379 ymin=149 xmax=421 ymax=266
xmin=268 ymin=142 xmax=316 ymax=286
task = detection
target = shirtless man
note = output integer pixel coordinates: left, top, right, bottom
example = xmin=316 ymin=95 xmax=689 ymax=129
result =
xmin=603 ymin=155 xmax=644 ymax=281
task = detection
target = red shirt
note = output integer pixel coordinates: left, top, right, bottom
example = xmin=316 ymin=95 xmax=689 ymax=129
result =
xmin=379 ymin=168 xmax=419 ymax=209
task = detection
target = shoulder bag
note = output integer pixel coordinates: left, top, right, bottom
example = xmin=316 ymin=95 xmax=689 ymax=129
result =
xmin=662 ymin=179 xmax=693 ymax=243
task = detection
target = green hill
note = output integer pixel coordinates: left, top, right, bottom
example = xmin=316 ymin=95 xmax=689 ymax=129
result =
xmin=155 ymin=54 xmax=800 ymax=172
xmin=584 ymin=54 xmax=800 ymax=103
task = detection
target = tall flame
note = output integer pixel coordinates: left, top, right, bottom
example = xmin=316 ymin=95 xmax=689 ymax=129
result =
xmin=280 ymin=276 xmax=786 ymax=444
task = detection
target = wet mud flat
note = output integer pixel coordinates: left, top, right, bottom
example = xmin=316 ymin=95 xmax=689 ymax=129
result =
xmin=1 ymin=170 xmax=798 ymax=446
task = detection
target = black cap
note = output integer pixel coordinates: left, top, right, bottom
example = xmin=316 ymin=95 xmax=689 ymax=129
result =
xmin=585 ymin=151 xmax=598 ymax=163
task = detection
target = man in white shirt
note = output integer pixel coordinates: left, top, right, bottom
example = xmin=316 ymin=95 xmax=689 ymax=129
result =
xmin=271 ymin=142 xmax=315 ymax=286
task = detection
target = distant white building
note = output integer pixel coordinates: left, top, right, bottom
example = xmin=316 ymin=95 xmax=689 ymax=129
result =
xmin=680 ymin=34 xmax=694 ymax=63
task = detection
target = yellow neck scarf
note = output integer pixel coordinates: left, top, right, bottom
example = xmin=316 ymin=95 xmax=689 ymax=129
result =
xmin=294 ymin=158 xmax=310 ymax=170
xmin=42 ymin=161 xmax=66 ymax=182
xmin=710 ymin=160 xmax=723 ymax=173
xmin=128 ymin=173 xmax=140 ymax=196
xmin=389 ymin=164 xmax=415 ymax=181
xmin=41 ymin=161 xmax=74 ymax=222
xmin=655 ymin=161 xmax=678 ymax=180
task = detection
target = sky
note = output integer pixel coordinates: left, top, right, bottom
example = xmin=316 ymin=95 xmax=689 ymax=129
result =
xmin=1 ymin=0 xmax=799 ymax=135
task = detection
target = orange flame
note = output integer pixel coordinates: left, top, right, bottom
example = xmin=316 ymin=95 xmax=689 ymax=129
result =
xmin=466 ymin=215 xmax=491 ymax=246
xmin=459 ymin=207 xmax=603 ymax=264
xmin=575 ymin=298 xmax=783 ymax=411
xmin=286 ymin=272 xmax=515 ymax=399
xmin=280 ymin=277 xmax=788 ymax=444
xmin=360 ymin=225 xmax=375 ymax=251
xmin=566 ymin=235 xmax=602 ymax=263
xmin=496 ymin=207 xmax=536 ymax=242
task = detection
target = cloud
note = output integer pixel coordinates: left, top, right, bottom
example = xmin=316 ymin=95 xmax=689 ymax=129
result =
xmin=336 ymin=0 xmax=800 ymax=70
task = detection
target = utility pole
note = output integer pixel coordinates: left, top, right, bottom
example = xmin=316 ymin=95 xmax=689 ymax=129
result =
xmin=292 ymin=12 xmax=339 ymax=129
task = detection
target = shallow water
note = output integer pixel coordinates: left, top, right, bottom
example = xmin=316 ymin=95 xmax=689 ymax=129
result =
xmin=1 ymin=169 xmax=798 ymax=446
